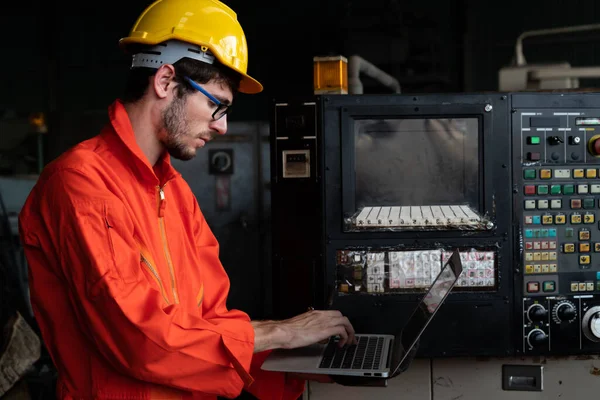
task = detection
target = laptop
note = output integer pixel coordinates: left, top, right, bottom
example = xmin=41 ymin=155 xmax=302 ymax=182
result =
xmin=261 ymin=249 xmax=463 ymax=378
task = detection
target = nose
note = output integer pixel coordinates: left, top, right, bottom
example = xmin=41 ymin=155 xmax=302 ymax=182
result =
xmin=209 ymin=115 xmax=228 ymax=136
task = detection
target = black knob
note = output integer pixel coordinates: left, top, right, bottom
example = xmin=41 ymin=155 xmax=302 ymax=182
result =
xmin=528 ymin=304 xmax=548 ymax=322
xmin=548 ymin=136 xmax=564 ymax=145
xmin=557 ymin=304 xmax=576 ymax=322
xmin=528 ymin=330 xmax=548 ymax=347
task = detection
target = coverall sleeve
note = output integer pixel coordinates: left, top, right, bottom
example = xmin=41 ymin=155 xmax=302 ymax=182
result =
xmin=190 ymin=200 xmax=307 ymax=400
xmin=20 ymin=168 xmax=255 ymax=398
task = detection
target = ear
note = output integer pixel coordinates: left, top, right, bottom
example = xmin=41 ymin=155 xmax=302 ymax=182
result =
xmin=152 ymin=64 xmax=177 ymax=100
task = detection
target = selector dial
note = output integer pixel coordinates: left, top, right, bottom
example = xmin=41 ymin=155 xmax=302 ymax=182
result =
xmin=527 ymin=303 xmax=548 ymax=324
xmin=582 ymin=306 xmax=600 ymax=342
xmin=527 ymin=328 xmax=548 ymax=348
xmin=552 ymin=301 xmax=577 ymax=323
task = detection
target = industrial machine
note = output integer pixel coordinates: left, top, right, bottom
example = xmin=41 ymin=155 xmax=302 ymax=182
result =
xmin=270 ymin=91 xmax=600 ymax=358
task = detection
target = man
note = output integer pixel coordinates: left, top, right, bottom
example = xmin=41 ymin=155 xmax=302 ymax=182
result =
xmin=18 ymin=0 xmax=356 ymax=399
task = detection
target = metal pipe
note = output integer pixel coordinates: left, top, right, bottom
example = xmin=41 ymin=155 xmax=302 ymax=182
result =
xmin=348 ymin=55 xmax=401 ymax=94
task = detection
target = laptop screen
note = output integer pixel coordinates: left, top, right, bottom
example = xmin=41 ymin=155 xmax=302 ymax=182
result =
xmin=390 ymin=249 xmax=463 ymax=375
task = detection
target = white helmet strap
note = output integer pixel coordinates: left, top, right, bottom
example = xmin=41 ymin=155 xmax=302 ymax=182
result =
xmin=130 ymin=40 xmax=216 ymax=69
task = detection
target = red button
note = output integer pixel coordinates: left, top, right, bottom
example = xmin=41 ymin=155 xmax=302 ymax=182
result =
xmin=526 ymin=242 xmax=533 ymax=250
xmin=524 ymin=185 xmax=536 ymax=195
xmin=527 ymin=282 xmax=540 ymax=293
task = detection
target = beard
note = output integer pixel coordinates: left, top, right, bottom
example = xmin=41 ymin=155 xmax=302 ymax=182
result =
xmin=161 ymin=95 xmax=209 ymax=161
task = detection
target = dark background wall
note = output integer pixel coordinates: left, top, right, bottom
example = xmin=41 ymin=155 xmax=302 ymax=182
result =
xmin=3 ymin=0 xmax=600 ymax=159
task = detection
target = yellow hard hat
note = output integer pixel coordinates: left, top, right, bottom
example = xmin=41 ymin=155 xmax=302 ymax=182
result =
xmin=119 ymin=0 xmax=262 ymax=94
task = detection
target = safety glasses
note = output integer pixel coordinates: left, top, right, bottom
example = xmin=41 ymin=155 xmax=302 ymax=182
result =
xmin=183 ymin=76 xmax=231 ymax=120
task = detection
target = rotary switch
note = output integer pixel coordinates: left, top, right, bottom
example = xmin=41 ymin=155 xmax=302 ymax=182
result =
xmin=527 ymin=328 xmax=548 ymax=348
xmin=552 ymin=301 xmax=577 ymax=324
xmin=582 ymin=306 xmax=600 ymax=342
xmin=527 ymin=303 xmax=548 ymax=324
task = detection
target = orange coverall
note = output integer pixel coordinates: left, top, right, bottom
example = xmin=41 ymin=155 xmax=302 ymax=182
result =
xmin=18 ymin=100 xmax=305 ymax=399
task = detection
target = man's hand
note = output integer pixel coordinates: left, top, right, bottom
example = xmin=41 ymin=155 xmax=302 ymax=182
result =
xmin=251 ymin=310 xmax=356 ymax=353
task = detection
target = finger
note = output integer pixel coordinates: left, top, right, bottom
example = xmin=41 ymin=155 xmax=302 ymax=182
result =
xmin=335 ymin=327 xmax=349 ymax=347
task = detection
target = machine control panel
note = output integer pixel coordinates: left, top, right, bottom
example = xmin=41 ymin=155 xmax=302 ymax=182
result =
xmin=516 ymin=107 xmax=600 ymax=354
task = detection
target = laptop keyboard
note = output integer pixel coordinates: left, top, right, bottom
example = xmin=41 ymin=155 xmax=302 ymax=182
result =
xmin=318 ymin=336 xmax=384 ymax=370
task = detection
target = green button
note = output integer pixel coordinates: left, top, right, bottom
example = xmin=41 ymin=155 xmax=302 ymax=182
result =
xmin=543 ymin=281 xmax=556 ymax=292
xmin=550 ymin=185 xmax=562 ymax=195
xmin=563 ymin=185 xmax=575 ymax=195
xmin=528 ymin=136 xmax=541 ymax=145
xmin=537 ymin=185 xmax=549 ymax=195
xmin=524 ymin=169 xmax=536 ymax=180
xmin=584 ymin=198 xmax=595 ymax=209
xmin=566 ymin=228 xmax=574 ymax=237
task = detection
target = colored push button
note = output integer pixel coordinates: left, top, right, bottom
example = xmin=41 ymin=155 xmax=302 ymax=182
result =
xmin=540 ymin=169 xmax=552 ymax=179
xmin=549 ymin=229 xmax=557 ymax=237
xmin=537 ymin=185 xmax=549 ymax=195
xmin=542 ymin=215 xmax=553 ymax=224
xmin=571 ymin=282 xmax=579 ymax=292
xmin=527 ymin=152 xmax=541 ymax=161
xmin=591 ymin=184 xmax=600 ymax=194
xmin=564 ymin=243 xmax=576 ymax=253
xmin=550 ymin=185 xmax=562 ymax=195
xmin=587 ymin=169 xmax=598 ymax=179
xmin=543 ymin=281 xmax=556 ymax=292
xmin=571 ymin=199 xmax=582 ymax=209
xmin=524 ymin=169 xmax=536 ymax=180
xmin=566 ymin=228 xmax=574 ymax=237
xmin=525 ymin=229 xmax=534 ymax=238
xmin=574 ymin=169 xmax=585 ymax=178
xmin=527 ymin=282 xmax=540 ymax=293
xmin=572 ymin=214 xmax=582 ymax=224
xmin=584 ymin=198 xmax=596 ymax=209
xmin=527 ymin=136 xmax=541 ymax=145
xmin=532 ymin=216 xmax=541 ymax=224
xmin=578 ymin=184 xmax=589 ymax=194
xmin=525 ymin=265 xmax=534 ymax=274
xmin=525 ymin=200 xmax=536 ymax=210
xmin=580 ymin=243 xmax=591 ymax=252
xmin=580 ymin=230 xmax=591 ymax=240
xmin=551 ymin=199 xmax=562 ymax=209
xmin=584 ymin=213 xmax=595 ymax=224
xmin=587 ymin=282 xmax=595 ymax=291
xmin=525 ymin=215 xmax=533 ymax=224
xmin=595 ymin=243 xmax=600 ymax=252
xmin=563 ymin=184 xmax=575 ymax=195
xmin=580 ymin=255 xmax=591 ymax=265
xmin=524 ymin=185 xmax=536 ymax=195
xmin=555 ymin=215 xmax=566 ymax=224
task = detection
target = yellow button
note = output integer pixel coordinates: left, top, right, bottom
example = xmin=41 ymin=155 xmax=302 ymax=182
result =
xmin=580 ymin=255 xmax=591 ymax=264
xmin=572 ymin=214 xmax=582 ymax=224
xmin=540 ymin=169 xmax=552 ymax=179
xmin=525 ymin=265 xmax=534 ymax=274
xmin=571 ymin=282 xmax=579 ymax=291
xmin=587 ymin=169 xmax=598 ymax=178
xmin=543 ymin=215 xmax=553 ymax=224
xmin=579 ymin=282 xmax=587 ymax=291
xmin=555 ymin=215 xmax=566 ymax=224
xmin=595 ymin=243 xmax=600 ymax=252
xmin=584 ymin=214 xmax=595 ymax=224
xmin=534 ymin=252 xmax=542 ymax=261
xmin=542 ymin=252 xmax=549 ymax=261
xmin=580 ymin=230 xmax=591 ymax=240
xmin=580 ymin=243 xmax=591 ymax=252
xmin=574 ymin=169 xmax=585 ymax=178
xmin=565 ymin=243 xmax=576 ymax=253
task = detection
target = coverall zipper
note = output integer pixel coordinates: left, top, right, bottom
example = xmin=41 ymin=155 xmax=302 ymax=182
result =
xmin=157 ymin=185 xmax=180 ymax=304
xmin=140 ymin=254 xmax=170 ymax=305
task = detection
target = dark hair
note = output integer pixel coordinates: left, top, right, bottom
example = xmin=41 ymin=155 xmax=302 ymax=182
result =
xmin=121 ymin=54 xmax=242 ymax=104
